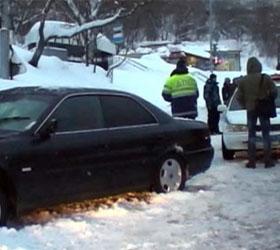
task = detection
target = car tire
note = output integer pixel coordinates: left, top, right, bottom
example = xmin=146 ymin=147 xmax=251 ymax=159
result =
xmin=0 ymin=191 xmax=7 ymax=226
xmin=154 ymin=155 xmax=188 ymax=193
xmin=222 ymin=136 xmax=235 ymax=160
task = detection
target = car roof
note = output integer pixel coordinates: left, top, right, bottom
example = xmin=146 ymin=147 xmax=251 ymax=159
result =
xmin=0 ymin=86 xmax=132 ymax=98
xmin=0 ymin=86 xmax=173 ymax=123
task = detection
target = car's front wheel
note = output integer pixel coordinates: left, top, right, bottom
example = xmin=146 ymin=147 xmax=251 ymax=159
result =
xmin=154 ymin=155 xmax=188 ymax=193
xmin=222 ymin=136 xmax=235 ymax=160
xmin=0 ymin=191 xmax=7 ymax=226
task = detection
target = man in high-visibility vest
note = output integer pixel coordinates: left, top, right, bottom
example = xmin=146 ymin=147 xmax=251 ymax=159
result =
xmin=162 ymin=58 xmax=199 ymax=119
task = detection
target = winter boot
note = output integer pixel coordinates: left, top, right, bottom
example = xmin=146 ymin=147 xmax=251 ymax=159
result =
xmin=265 ymin=160 xmax=276 ymax=168
xmin=246 ymin=161 xmax=256 ymax=169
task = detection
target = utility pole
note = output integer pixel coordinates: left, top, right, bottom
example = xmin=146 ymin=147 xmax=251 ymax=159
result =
xmin=0 ymin=0 xmax=11 ymax=79
xmin=1 ymin=0 xmax=11 ymax=29
xmin=209 ymin=0 xmax=214 ymax=73
xmin=277 ymin=34 xmax=280 ymax=70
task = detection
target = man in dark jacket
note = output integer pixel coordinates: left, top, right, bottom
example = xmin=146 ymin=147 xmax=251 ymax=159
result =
xmin=204 ymin=73 xmax=222 ymax=134
xmin=222 ymin=77 xmax=236 ymax=105
xmin=236 ymin=57 xmax=277 ymax=168
xmin=162 ymin=58 xmax=199 ymax=119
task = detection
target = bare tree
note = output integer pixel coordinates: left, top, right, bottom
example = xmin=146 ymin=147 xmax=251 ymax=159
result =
xmin=63 ymin=0 xmax=150 ymax=64
xmin=8 ymin=0 xmax=280 ymax=59
xmin=11 ymin=0 xmax=43 ymax=35
xmin=29 ymin=0 xmax=55 ymax=67
xmin=28 ymin=0 xmax=150 ymax=67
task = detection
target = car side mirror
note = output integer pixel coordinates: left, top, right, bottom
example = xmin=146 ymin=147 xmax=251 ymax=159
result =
xmin=38 ymin=119 xmax=58 ymax=139
xmin=218 ymin=104 xmax=227 ymax=112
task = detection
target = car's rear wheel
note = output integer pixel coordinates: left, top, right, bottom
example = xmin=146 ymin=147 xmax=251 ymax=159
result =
xmin=154 ymin=155 xmax=188 ymax=193
xmin=222 ymin=136 xmax=235 ymax=160
xmin=0 ymin=191 xmax=7 ymax=226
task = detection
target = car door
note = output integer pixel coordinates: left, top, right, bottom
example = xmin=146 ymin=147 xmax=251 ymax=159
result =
xmin=98 ymin=94 xmax=162 ymax=192
xmin=17 ymin=94 xmax=114 ymax=210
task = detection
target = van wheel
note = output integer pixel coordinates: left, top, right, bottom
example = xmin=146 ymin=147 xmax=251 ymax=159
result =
xmin=222 ymin=136 xmax=235 ymax=160
xmin=154 ymin=155 xmax=189 ymax=193
xmin=0 ymin=191 xmax=8 ymax=226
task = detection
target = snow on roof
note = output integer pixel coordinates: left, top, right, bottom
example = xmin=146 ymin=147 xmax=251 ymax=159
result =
xmin=24 ymin=19 xmax=120 ymax=49
xmin=165 ymin=40 xmax=242 ymax=59
xmin=24 ymin=20 xmax=77 ymax=46
xmin=168 ymin=44 xmax=210 ymax=59
xmin=96 ymin=33 xmax=116 ymax=55
xmin=182 ymin=40 xmax=242 ymax=52
xmin=156 ymin=46 xmax=170 ymax=57
xmin=133 ymin=40 xmax=242 ymax=60
xmin=24 ymin=21 xmax=116 ymax=55
xmin=212 ymin=39 xmax=242 ymax=51
xmin=135 ymin=47 xmax=153 ymax=54
xmin=138 ymin=40 xmax=173 ymax=47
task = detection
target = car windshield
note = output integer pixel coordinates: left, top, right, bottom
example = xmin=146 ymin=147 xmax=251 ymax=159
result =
xmin=229 ymin=85 xmax=280 ymax=111
xmin=0 ymin=94 xmax=51 ymax=132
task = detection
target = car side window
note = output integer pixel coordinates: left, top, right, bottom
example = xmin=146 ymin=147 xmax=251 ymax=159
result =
xmin=50 ymin=95 xmax=104 ymax=132
xmin=100 ymin=95 xmax=156 ymax=128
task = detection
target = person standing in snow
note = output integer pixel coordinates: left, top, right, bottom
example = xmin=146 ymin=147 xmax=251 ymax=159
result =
xmin=236 ymin=57 xmax=277 ymax=168
xmin=222 ymin=77 xmax=235 ymax=106
xmin=203 ymin=73 xmax=222 ymax=134
xmin=162 ymin=58 xmax=199 ymax=119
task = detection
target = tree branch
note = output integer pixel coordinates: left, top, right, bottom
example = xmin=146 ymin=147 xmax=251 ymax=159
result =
xmin=64 ymin=0 xmax=86 ymax=24
xmin=40 ymin=8 xmax=123 ymax=41
xmin=29 ymin=0 xmax=55 ymax=67
xmin=89 ymin=0 xmax=102 ymax=19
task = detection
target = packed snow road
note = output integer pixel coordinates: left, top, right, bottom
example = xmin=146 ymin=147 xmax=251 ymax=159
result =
xmin=0 ymin=135 xmax=280 ymax=250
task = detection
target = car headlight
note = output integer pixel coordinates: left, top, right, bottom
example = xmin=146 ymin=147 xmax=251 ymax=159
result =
xmin=224 ymin=123 xmax=248 ymax=132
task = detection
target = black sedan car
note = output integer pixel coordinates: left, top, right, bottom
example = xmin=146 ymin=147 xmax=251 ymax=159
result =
xmin=0 ymin=87 xmax=214 ymax=225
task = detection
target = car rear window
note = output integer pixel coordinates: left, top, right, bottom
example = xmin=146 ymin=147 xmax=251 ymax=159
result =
xmin=100 ymin=95 xmax=157 ymax=128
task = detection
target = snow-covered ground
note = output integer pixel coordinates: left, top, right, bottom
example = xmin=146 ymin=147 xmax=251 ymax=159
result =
xmin=0 ymin=45 xmax=280 ymax=250
xmin=1 ymin=135 xmax=280 ymax=250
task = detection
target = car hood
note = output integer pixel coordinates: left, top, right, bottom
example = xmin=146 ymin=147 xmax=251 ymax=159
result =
xmin=226 ymin=109 xmax=280 ymax=125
